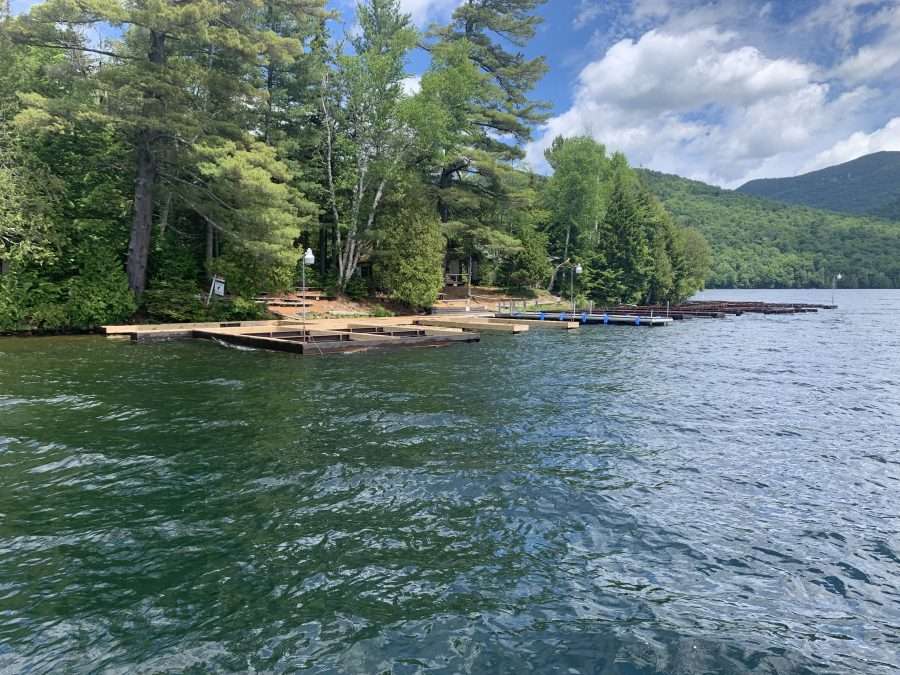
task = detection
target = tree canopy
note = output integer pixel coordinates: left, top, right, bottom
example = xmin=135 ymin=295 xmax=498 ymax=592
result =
xmin=643 ymin=169 xmax=900 ymax=289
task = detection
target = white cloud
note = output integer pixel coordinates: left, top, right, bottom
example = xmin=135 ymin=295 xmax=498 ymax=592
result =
xmin=573 ymin=1 xmax=604 ymax=29
xmin=805 ymin=117 xmax=900 ymax=171
xmin=632 ymin=0 xmax=674 ymax=21
xmin=526 ymin=27 xmax=878 ymax=187
xmin=834 ymin=6 xmax=900 ymax=82
xmin=400 ymin=75 xmax=421 ymax=96
xmin=398 ymin=0 xmax=462 ymax=27
xmin=576 ymin=29 xmax=814 ymax=112
xmin=803 ymin=0 xmax=884 ymax=48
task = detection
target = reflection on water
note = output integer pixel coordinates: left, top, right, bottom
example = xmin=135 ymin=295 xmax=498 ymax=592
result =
xmin=1 ymin=290 xmax=899 ymax=673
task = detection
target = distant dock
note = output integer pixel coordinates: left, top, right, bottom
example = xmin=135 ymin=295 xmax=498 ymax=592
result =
xmin=493 ymin=311 xmax=673 ymax=327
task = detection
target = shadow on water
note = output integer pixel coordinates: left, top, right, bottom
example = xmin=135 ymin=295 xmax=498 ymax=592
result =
xmin=1 ymin=290 xmax=899 ymax=673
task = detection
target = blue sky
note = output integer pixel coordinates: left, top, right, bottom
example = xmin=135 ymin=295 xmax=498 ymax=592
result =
xmin=335 ymin=0 xmax=900 ymax=187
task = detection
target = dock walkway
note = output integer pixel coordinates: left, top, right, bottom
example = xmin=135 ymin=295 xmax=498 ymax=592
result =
xmin=494 ymin=311 xmax=674 ymax=327
xmin=103 ymin=319 xmax=480 ymax=355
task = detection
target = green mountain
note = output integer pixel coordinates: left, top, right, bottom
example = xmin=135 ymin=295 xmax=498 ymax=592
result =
xmin=639 ymin=169 xmax=900 ymax=289
xmin=737 ymin=151 xmax=900 ymax=221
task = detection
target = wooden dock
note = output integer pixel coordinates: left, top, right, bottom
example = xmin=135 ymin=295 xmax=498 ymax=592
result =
xmin=494 ymin=311 xmax=674 ymax=327
xmin=487 ymin=317 xmax=580 ymax=330
xmin=103 ymin=297 xmax=829 ymax=357
xmin=606 ymin=301 xmax=837 ymax=318
xmin=415 ymin=317 xmax=530 ymax=334
xmin=102 ymin=319 xmax=480 ymax=355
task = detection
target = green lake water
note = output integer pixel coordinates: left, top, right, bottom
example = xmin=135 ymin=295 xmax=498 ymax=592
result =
xmin=1 ymin=289 xmax=899 ymax=673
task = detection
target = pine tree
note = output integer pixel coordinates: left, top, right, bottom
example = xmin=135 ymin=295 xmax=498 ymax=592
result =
xmin=597 ymin=160 xmax=652 ymax=303
xmin=425 ymin=0 xmax=548 ymax=222
xmin=5 ymin=0 xmax=324 ymax=297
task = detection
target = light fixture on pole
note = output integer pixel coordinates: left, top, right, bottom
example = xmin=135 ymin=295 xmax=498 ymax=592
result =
xmin=572 ymin=263 xmax=583 ymax=315
xmin=832 ymin=272 xmax=842 ymax=306
xmin=302 ymin=247 xmax=315 ymax=341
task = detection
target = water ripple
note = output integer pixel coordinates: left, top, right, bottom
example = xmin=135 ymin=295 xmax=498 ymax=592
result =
xmin=0 ymin=290 xmax=899 ymax=673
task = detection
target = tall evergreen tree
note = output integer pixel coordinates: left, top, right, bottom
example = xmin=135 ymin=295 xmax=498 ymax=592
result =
xmin=5 ymin=0 xmax=324 ymax=297
xmin=594 ymin=159 xmax=652 ymax=303
xmin=426 ymin=0 xmax=548 ymax=223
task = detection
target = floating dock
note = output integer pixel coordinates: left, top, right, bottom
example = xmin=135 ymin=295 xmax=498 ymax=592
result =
xmin=103 ymin=319 xmax=480 ymax=355
xmin=494 ymin=311 xmax=674 ymax=327
xmin=414 ymin=317 xmax=530 ymax=334
xmin=603 ymin=301 xmax=837 ymax=319
xmin=104 ymin=298 xmax=831 ymax=356
xmin=486 ymin=317 xmax=580 ymax=330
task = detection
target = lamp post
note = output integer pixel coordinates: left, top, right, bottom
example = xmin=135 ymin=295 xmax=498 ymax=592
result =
xmin=571 ymin=263 xmax=582 ymax=315
xmin=302 ymin=247 xmax=315 ymax=341
xmin=832 ymin=272 xmax=842 ymax=306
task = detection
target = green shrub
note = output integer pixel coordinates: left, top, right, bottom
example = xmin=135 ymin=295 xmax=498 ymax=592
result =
xmin=344 ymin=275 xmax=369 ymax=300
xmin=64 ymin=245 xmax=136 ymax=327
xmin=141 ymin=281 xmax=206 ymax=323
xmin=368 ymin=304 xmax=394 ymax=317
xmin=0 ymin=244 xmax=135 ymax=332
xmin=374 ymin=202 xmax=445 ymax=309
xmin=0 ymin=268 xmax=61 ymax=331
xmin=207 ymin=296 xmax=267 ymax=321
xmin=213 ymin=251 xmax=296 ymax=298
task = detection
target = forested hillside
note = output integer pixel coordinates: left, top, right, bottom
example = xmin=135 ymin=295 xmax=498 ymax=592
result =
xmin=642 ymin=170 xmax=900 ymax=289
xmin=738 ymin=151 xmax=900 ymax=221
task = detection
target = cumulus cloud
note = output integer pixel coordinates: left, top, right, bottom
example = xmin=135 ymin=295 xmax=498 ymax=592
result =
xmin=398 ymin=0 xmax=462 ymax=27
xmin=532 ymin=0 xmax=900 ymax=186
xmin=805 ymin=117 xmax=900 ymax=171
xmin=576 ymin=29 xmax=814 ymax=112
xmin=834 ymin=6 xmax=900 ymax=82
xmin=525 ymin=26 xmax=883 ymax=187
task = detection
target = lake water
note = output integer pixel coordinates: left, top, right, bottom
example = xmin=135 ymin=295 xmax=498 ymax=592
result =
xmin=1 ymin=290 xmax=899 ymax=674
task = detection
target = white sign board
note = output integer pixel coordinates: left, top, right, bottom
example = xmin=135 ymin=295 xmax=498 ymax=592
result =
xmin=206 ymin=276 xmax=226 ymax=305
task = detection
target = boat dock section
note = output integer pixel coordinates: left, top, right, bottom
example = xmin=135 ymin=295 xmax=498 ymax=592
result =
xmin=494 ymin=311 xmax=674 ymax=327
xmin=103 ymin=319 xmax=480 ymax=355
xmin=103 ymin=298 xmax=828 ymax=356
xmin=415 ymin=317 xmax=530 ymax=333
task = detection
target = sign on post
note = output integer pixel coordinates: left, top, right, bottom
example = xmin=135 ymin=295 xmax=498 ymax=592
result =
xmin=206 ymin=275 xmax=225 ymax=305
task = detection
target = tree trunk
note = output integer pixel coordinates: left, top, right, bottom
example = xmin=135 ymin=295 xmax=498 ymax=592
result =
xmin=206 ymin=219 xmax=215 ymax=265
xmin=125 ymin=29 xmax=165 ymax=298
xmin=263 ymin=2 xmax=277 ymax=143
xmin=546 ymin=221 xmax=572 ymax=292
xmin=126 ymin=134 xmax=157 ymax=296
xmin=437 ymin=166 xmax=454 ymax=222
xmin=318 ymin=221 xmax=328 ymax=279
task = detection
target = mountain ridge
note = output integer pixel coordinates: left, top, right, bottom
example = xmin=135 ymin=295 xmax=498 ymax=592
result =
xmin=638 ymin=168 xmax=900 ymax=289
xmin=736 ymin=151 xmax=900 ymax=220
